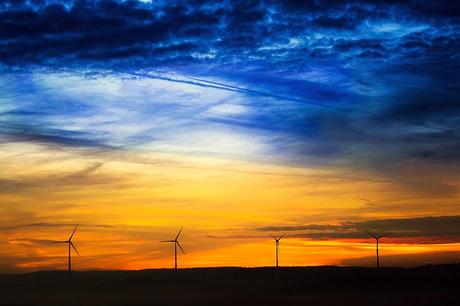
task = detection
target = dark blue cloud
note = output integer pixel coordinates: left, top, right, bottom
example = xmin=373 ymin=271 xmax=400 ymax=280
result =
xmin=0 ymin=0 xmax=458 ymax=68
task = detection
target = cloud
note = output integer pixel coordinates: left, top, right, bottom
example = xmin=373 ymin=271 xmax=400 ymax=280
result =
xmin=0 ymin=223 xmax=76 ymax=231
xmin=0 ymin=1 xmax=218 ymax=65
xmin=0 ymin=223 xmax=112 ymax=232
xmin=0 ymin=0 xmax=458 ymax=69
xmin=312 ymin=16 xmax=359 ymax=30
xmin=255 ymin=216 xmax=460 ymax=243
xmin=0 ymin=125 xmax=115 ymax=149
xmin=0 ymin=162 xmax=126 ymax=196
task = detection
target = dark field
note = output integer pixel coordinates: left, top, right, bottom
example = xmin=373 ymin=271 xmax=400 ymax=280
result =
xmin=1 ymin=265 xmax=459 ymax=306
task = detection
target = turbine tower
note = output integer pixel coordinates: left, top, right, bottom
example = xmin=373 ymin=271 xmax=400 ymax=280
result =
xmin=160 ymin=226 xmax=185 ymax=270
xmin=272 ymin=234 xmax=285 ymax=268
xmin=53 ymin=225 xmax=79 ymax=273
xmin=368 ymin=232 xmax=386 ymax=268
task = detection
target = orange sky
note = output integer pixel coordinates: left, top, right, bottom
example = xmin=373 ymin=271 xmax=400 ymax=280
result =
xmin=1 ymin=140 xmax=459 ymax=272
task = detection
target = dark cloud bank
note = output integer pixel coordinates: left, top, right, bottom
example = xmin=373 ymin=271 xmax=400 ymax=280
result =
xmin=0 ymin=0 xmax=459 ymax=67
xmin=256 ymin=215 xmax=460 ymax=243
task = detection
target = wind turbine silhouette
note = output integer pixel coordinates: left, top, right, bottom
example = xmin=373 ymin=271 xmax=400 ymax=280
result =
xmin=53 ymin=225 xmax=79 ymax=273
xmin=160 ymin=226 xmax=185 ymax=270
xmin=272 ymin=234 xmax=285 ymax=268
xmin=368 ymin=232 xmax=386 ymax=268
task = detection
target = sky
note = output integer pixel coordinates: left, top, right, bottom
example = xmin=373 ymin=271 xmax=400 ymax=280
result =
xmin=0 ymin=0 xmax=460 ymax=272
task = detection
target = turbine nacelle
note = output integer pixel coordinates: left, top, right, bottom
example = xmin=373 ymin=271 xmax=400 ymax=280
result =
xmin=368 ymin=232 xmax=387 ymax=240
xmin=272 ymin=233 xmax=285 ymax=242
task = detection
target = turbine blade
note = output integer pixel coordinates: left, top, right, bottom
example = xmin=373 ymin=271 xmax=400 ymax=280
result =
xmin=279 ymin=233 xmax=286 ymax=240
xmin=176 ymin=241 xmax=185 ymax=254
xmin=175 ymin=226 xmax=183 ymax=240
xmin=70 ymin=241 xmax=80 ymax=256
xmin=271 ymin=235 xmax=276 ymax=240
xmin=160 ymin=240 xmax=175 ymax=242
xmin=69 ymin=225 xmax=79 ymax=241
xmin=367 ymin=232 xmax=377 ymax=239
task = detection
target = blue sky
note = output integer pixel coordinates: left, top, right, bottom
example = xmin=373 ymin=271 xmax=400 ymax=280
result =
xmin=2 ymin=1 xmax=459 ymax=177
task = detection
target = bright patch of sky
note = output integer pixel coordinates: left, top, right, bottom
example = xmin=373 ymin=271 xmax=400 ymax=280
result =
xmin=2 ymin=71 xmax=278 ymax=160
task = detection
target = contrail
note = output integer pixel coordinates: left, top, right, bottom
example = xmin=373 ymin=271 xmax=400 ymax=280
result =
xmin=126 ymin=72 xmax=345 ymax=110
xmin=184 ymin=76 xmax=345 ymax=110
xmin=128 ymin=72 xmax=240 ymax=92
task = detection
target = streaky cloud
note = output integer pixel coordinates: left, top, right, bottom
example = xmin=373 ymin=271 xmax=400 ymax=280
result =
xmin=255 ymin=216 xmax=460 ymax=242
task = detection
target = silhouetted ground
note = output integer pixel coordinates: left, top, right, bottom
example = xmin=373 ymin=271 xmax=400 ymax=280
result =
xmin=1 ymin=264 xmax=459 ymax=306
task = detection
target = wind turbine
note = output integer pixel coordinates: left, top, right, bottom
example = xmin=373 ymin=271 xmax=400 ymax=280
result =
xmin=160 ymin=226 xmax=185 ymax=270
xmin=368 ymin=232 xmax=386 ymax=268
xmin=53 ymin=225 xmax=80 ymax=273
xmin=272 ymin=234 xmax=285 ymax=268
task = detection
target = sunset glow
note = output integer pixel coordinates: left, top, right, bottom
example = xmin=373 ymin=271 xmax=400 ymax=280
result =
xmin=1 ymin=0 xmax=459 ymax=272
